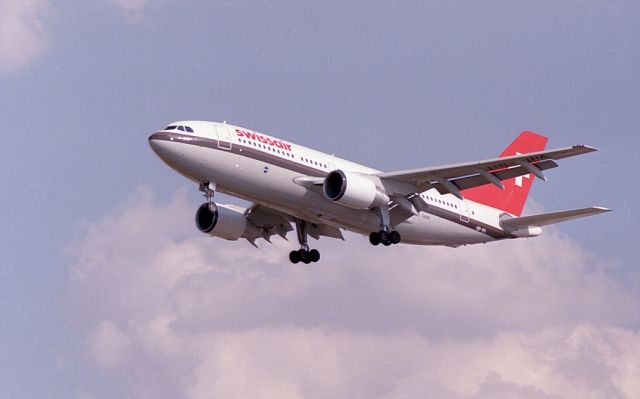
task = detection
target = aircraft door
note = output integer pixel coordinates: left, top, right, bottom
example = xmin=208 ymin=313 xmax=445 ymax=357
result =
xmin=215 ymin=126 xmax=232 ymax=150
xmin=460 ymin=200 xmax=470 ymax=223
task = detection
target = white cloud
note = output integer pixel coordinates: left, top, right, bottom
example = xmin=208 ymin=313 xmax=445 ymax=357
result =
xmin=67 ymin=186 xmax=640 ymax=398
xmin=88 ymin=320 xmax=132 ymax=369
xmin=109 ymin=0 xmax=153 ymax=13
xmin=0 ymin=0 xmax=50 ymax=73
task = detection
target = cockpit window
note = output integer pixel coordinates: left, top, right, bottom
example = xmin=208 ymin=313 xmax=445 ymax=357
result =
xmin=164 ymin=124 xmax=193 ymax=132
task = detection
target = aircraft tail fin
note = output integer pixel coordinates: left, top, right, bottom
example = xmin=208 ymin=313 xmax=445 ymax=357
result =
xmin=501 ymin=207 xmax=611 ymax=230
xmin=462 ymin=131 xmax=548 ymax=216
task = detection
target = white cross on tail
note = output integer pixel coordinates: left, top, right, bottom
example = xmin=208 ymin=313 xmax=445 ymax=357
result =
xmin=514 ymin=152 xmax=531 ymax=187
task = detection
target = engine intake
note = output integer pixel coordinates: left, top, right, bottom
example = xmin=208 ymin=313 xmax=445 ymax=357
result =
xmin=323 ymin=169 xmax=389 ymax=210
xmin=195 ymin=203 xmax=250 ymax=240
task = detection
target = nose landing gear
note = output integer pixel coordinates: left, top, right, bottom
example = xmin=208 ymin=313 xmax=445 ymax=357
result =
xmin=200 ymin=182 xmax=217 ymax=212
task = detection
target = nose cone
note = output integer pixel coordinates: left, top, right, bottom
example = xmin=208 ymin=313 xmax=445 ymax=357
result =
xmin=148 ymin=132 xmax=165 ymax=154
xmin=148 ymin=131 xmax=184 ymax=168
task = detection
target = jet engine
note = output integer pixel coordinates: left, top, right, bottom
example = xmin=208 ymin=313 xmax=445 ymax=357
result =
xmin=323 ymin=169 xmax=389 ymax=210
xmin=195 ymin=203 xmax=253 ymax=240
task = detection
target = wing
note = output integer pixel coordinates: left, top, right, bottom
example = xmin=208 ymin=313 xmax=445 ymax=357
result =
xmin=378 ymin=145 xmax=597 ymax=199
xmin=244 ymin=203 xmax=343 ymax=246
xmin=289 ymin=143 xmax=599 ymax=229
xmin=244 ymin=203 xmax=293 ymax=244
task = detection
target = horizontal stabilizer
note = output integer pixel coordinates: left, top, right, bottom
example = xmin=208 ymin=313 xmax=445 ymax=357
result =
xmin=501 ymin=207 xmax=611 ymax=229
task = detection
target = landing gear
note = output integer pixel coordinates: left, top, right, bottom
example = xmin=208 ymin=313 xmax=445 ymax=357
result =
xmin=369 ymin=230 xmax=401 ymax=246
xmin=289 ymin=248 xmax=320 ymax=264
xmin=290 ymin=218 xmax=321 ymax=264
xmin=369 ymin=206 xmax=401 ymax=246
xmin=199 ymin=182 xmax=217 ymax=211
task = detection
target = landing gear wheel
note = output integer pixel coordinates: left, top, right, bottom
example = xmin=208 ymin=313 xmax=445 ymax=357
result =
xmin=300 ymin=249 xmax=312 ymax=264
xmin=309 ymin=249 xmax=320 ymax=263
xmin=370 ymin=230 xmax=401 ymax=246
xmin=379 ymin=230 xmax=390 ymax=244
xmin=289 ymin=250 xmax=301 ymax=264
xmin=290 ymin=249 xmax=320 ymax=264
xmin=389 ymin=230 xmax=401 ymax=245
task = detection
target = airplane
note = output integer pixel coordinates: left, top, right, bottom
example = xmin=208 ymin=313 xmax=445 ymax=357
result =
xmin=148 ymin=121 xmax=610 ymax=264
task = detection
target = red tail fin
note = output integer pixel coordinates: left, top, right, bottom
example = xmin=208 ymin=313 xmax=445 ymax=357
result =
xmin=462 ymin=131 xmax=548 ymax=216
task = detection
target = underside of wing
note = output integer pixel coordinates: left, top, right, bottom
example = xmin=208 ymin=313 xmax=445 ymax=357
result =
xmin=245 ymin=204 xmax=294 ymax=244
xmin=245 ymin=203 xmax=343 ymax=246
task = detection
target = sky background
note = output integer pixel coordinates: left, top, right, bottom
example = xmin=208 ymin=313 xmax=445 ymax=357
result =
xmin=1 ymin=1 xmax=639 ymax=398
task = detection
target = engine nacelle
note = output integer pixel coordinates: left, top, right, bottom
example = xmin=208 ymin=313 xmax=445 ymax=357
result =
xmin=195 ymin=203 xmax=250 ymax=240
xmin=323 ymin=169 xmax=389 ymax=210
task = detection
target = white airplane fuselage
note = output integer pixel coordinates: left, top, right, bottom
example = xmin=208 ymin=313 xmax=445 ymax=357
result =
xmin=149 ymin=120 xmax=532 ymax=247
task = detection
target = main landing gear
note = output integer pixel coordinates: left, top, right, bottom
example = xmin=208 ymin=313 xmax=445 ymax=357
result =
xmin=369 ymin=206 xmax=401 ymax=246
xmin=369 ymin=230 xmax=401 ymax=246
xmin=289 ymin=218 xmax=320 ymax=264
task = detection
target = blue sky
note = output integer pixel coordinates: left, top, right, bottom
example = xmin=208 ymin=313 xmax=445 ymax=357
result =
xmin=2 ymin=1 xmax=639 ymax=398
